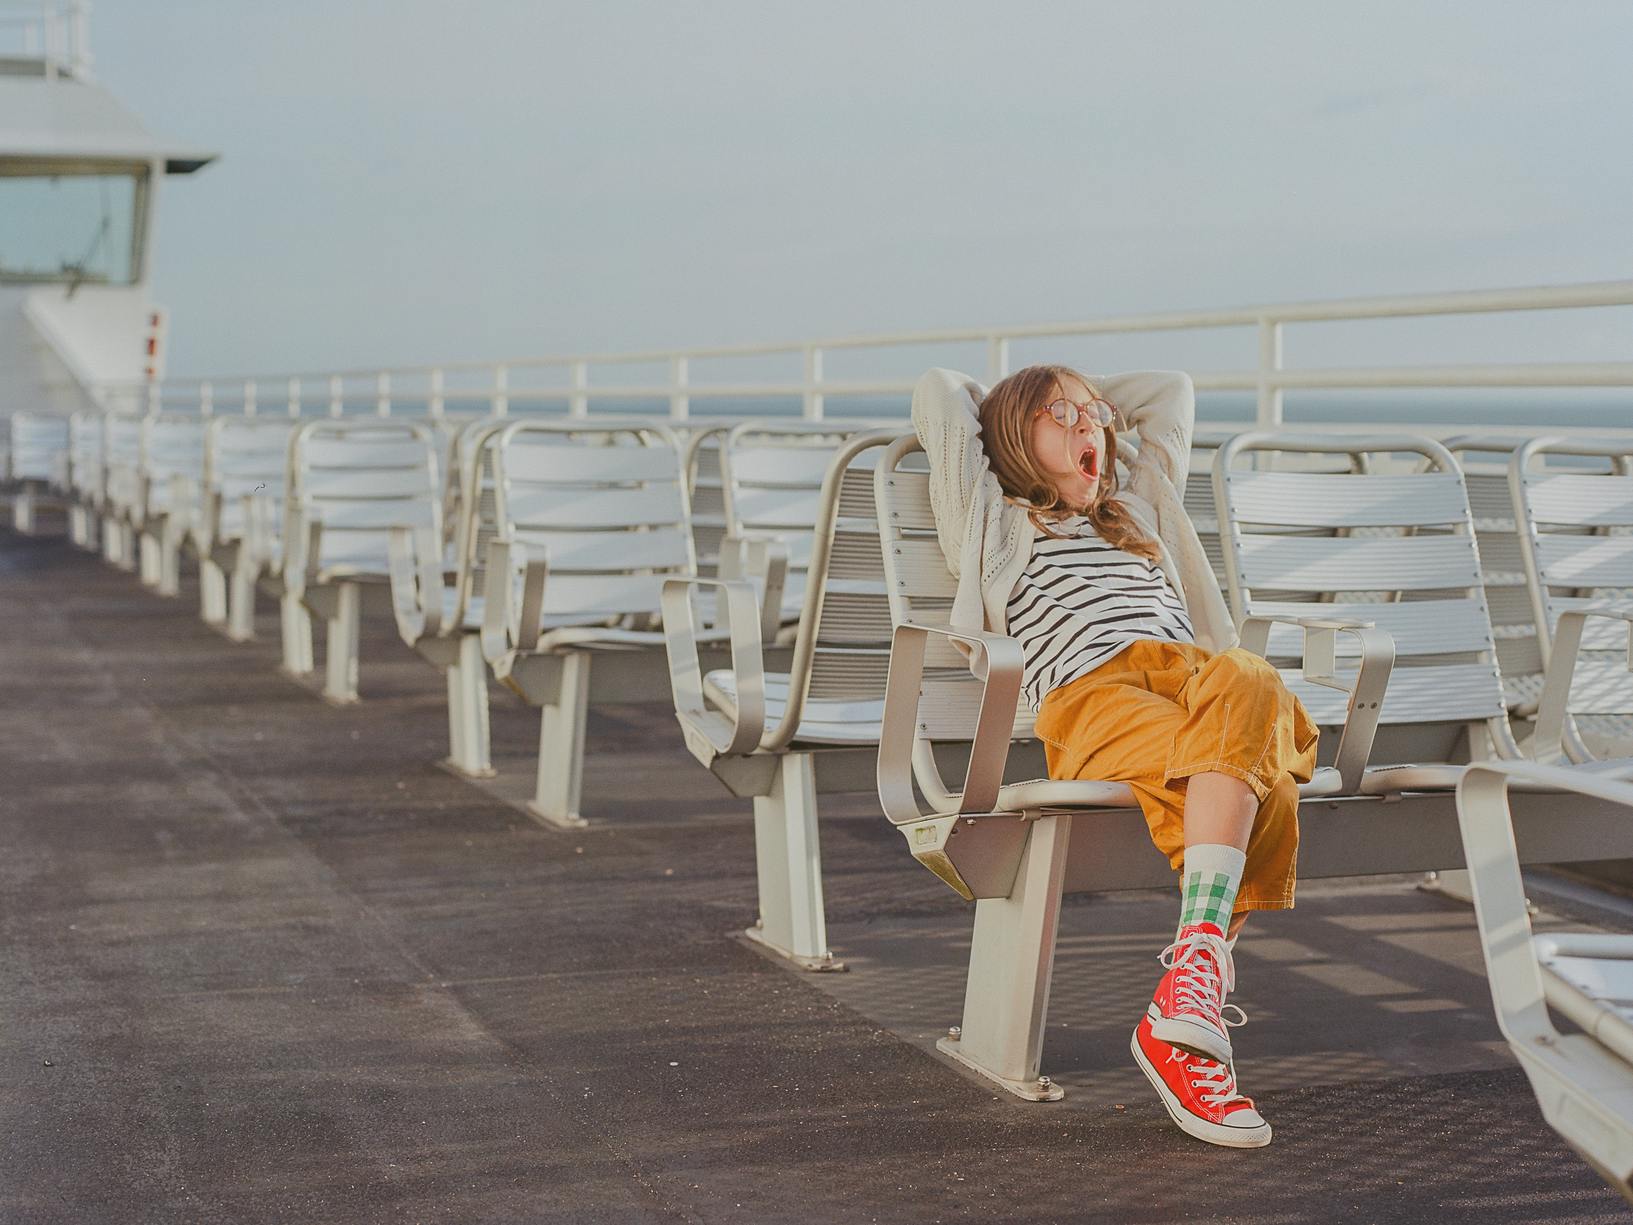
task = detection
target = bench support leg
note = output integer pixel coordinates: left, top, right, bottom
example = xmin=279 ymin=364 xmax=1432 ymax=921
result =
xmin=199 ymin=558 xmax=228 ymax=627
xmin=12 ymin=492 xmax=35 ymax=535
xmin=155 ymin=528 xmax=182 ymax=597
xmin=528 ymin=652 xmax=590 ymax=829
xmin=937 ymin=814 xmax=1069 ymax=1101
xmin=110 ymin=521 xmax=135 ymax=571
xmin=444 ymin=634 xmax=494 ymax=777
xmin=280 ymin=591 xmax=315 ymax=677
xmin=138 ymin=530 xmax=162 ymax=588
xmin=226 ymin=563 xmax=257 ymax=642
xmin=69 ymin=505 xmax=96 ymax=549
xmin=322 ymin=581 xmax=362 ymax=704
xmin=743 ymin=752 xmax=841 ymax=971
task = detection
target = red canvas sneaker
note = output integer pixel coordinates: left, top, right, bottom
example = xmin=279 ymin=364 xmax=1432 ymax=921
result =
xmin=1149 ymin=920 xmax=1242 ymax=1063
xmin=1131 ymin=1009 xmax=1271 ymax=1148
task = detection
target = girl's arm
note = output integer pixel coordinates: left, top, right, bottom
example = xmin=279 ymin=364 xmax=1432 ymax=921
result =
xmin=910 ymin=367 xmax=1012 ymax=583
xmin=1093 ymin=370 xmax=1196 ymax=493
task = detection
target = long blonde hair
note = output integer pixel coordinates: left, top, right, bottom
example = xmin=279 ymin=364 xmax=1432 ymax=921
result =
xmin=979 ymin=364 xmax=1161 ymax=563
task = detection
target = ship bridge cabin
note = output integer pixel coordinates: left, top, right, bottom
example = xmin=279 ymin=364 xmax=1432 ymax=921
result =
xmin=0 ymin=2 xmax=213 ymax=422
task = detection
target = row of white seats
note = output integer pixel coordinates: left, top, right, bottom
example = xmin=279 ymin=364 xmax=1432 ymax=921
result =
xmin=11 ymin=406 xmax=1633 ymax=1195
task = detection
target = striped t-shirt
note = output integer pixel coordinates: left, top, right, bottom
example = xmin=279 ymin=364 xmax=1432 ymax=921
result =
xmin=1005 ymin=517 xmax=1195 ymax=711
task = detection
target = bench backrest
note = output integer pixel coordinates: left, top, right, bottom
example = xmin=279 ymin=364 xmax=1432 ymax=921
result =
xmin=203 ymin=415 xmax=297 ymax=549
xmin=140 ymin=415 xmax=205 ymax=517
xmin=68 ymin=411 xmax=104 ymax=496
xmin=7 ymin=413 xmax=69 ymax=482
xmin=1510 ymin=437 xmax=1633 ymax=726
xmin=102 ymin=412 xmax=146 ymax=520
xmin=750 ymin=429 xmax=906 ymax=746
xmin=286 ymin=420 xmax=440 ymax=578
xmin=484 ymin=421 xmax=693 ymax=629
xmin=875 ymin=435 xmax=1034 ymax=746
xmin=1441 ymin=438 xmax=1546 ymax=712
xmin=438 ymin=417 xmax=508 ymax=629
xmin=720 ymin=422 xmax=867 ymax=624
xmin=1214 ymin=433 xmax=1512 ymax=757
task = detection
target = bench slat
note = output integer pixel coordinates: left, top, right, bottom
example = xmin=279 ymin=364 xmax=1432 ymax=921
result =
xmin=509 ymin=526 xmax=691 ymax=572
xmin=1524 ymin=475 xmax=1633 ymax=527
xmin=1234 ymin=533 xmax=1482 ymax=591
xmin=502 ymin=484 xmax=686 ymax=529
xmin=502 ymin=441 xmax=679 ymax=484
xmin=1224 ymin=471 xmax=1469 ymax=527
xmin=1535 ymin=536 xmax=1633 ymax=587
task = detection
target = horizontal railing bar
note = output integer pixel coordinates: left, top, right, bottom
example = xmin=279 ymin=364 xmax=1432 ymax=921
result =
xmin=114 ymin=280 xmax=1633 ymax=391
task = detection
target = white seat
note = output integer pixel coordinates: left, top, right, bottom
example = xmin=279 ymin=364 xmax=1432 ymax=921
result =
xmin=477 ymin=420 xmax=710 ymax=827
xmin=872 ymin=423 xmax=1633 ymax=1104
xmin=1458 ymin=761 xmax=1633 ymax=1203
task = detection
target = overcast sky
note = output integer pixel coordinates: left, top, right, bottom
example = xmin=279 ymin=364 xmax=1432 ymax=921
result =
xmin=96 ymin=1 xmax=1633 ymax=381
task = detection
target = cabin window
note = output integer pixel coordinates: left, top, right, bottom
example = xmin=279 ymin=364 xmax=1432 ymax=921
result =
xmin=0 ymin=159 xmax=149 ymax=287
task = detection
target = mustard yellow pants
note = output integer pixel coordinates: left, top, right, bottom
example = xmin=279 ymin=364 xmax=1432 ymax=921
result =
xmin=1034 ymin=639 xmax=1319 ymax=913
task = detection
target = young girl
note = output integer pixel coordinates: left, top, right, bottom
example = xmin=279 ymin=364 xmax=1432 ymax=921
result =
xmin=912 ymin=364 xmax=1318 ymax=1149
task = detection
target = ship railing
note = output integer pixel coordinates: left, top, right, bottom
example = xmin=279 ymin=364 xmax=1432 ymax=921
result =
xmin=97 ymin=280 xmax=1633 ymax=432
xmin=0 ymin=1 xmax=92 ymax=80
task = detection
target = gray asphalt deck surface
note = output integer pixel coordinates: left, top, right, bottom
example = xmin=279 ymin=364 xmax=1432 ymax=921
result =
xmin=2 ymin=529 xmax=1628 ymax=1224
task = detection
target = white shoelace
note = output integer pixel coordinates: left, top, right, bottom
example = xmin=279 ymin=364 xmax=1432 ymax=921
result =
xmin=1166 ymin=1048 xmax=1251 ymax=1107
xmin=1159 ymin=929 xmax=1246 ymax=1030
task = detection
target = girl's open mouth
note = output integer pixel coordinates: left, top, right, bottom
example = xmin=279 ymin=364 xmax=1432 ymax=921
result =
xmin=1078 ymin=446 xmax=1100 ymax=481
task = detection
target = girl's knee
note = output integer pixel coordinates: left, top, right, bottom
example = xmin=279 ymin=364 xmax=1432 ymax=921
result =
xmin=1252 ymin=772 xmax=1299 ymax=833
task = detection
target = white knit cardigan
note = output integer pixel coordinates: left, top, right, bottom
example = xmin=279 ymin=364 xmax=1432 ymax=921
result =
xmin=909 ymin=366 xmax=1239 ymax=656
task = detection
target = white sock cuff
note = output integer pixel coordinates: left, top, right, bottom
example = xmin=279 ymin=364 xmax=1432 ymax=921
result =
xmin=1182 ymin=843 xmax=1246 ymax=883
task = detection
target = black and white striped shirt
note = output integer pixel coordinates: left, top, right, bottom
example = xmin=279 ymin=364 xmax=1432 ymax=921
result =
xmin=1005 ymin=518 xmax=1195 ymax=711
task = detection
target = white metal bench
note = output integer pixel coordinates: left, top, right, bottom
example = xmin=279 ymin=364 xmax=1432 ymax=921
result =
xmin=193 ymin=414 xmax=298 ymax=640
xmin=388 ymin=416 xmax=508 ymax=777
xmin=64 ymin=410 xmax=105 ymax=550
xmin=1457 ymin=760 xmax=1633 ymax=1204
xmin=276 ymin=419 xmax=441 ymax=703
xmin=665 ymin=427 xmax=902 ymax=969
xmin=133 ymin=414 xmax=206 ymax=597
xmin=99 ymin=411 xmax=145 ymax=569
xmin=6 ymin=412 xmax=69 ymax=535
xmin=871 ymin=428 xmax=1633 ymax=1101
xmin=479 ymin=420 xmax=712 ymax=828
xmin=1508 ymin=437 xmax=1633 ymax=764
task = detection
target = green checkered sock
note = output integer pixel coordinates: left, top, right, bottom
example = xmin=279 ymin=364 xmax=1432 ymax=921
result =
xmin=1178 ymin=844 xmax=1247 ymax=933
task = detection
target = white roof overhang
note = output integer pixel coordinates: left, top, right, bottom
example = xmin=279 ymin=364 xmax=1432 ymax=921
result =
xmin=0 ymin=72 xmax=216 ymax=173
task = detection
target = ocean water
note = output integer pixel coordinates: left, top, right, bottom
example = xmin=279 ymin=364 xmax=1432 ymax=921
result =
xmin=316 ymin=388 xmax=1629 ymax=430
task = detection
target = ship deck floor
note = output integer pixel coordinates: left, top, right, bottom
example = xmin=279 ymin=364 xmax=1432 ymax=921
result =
xmin=2 ymin=528 xmax=1629 ymax=1224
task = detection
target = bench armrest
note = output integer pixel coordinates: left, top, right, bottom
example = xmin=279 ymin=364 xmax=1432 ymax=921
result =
xmin=878 ymin=621 xmax=1025 ymax=826
xmin=661 ymin=576 xmax=767 ymax=759
xmin=386 ymin=524 xmax=445 ymax=647
xmin=1240 ymin=613 xmax=1395 ymax=794
xmin=716 ymin=532 xmax=790 ymax=645
xmin=1534 ymin=603 xmax=1633 ymax=764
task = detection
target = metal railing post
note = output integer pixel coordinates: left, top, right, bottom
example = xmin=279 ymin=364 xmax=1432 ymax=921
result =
xmin=803 ymin=346 xmax=824 ymax=420
xmin=146 ymin=380 xmax=161 ymax=415
xmin=569 ymin=360 xmax=589 ymax=417
xmin=328 ymin=374 xmax=343 ymax=418
xmin=493 ymin=364 xmax=509 ymax=417
xmin=243 ymin=379 xmax=256 ymax=417
xmin=287 ymin=377 xmax=300 ymax=417
xmin=987 ymin=335 xmax=1010 ymax=381
xmin=1257 ymin=318 xmax=1284 ymax=427
xmin=429 ymin=367 xmax=445 ymax=419
xmin=670 ymin=355 xmax=690 ymax=420
xmin=375 ymin=371 xmax=391 ymax=417
xmin=200 ymin=382 xmax=213 ymax=417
